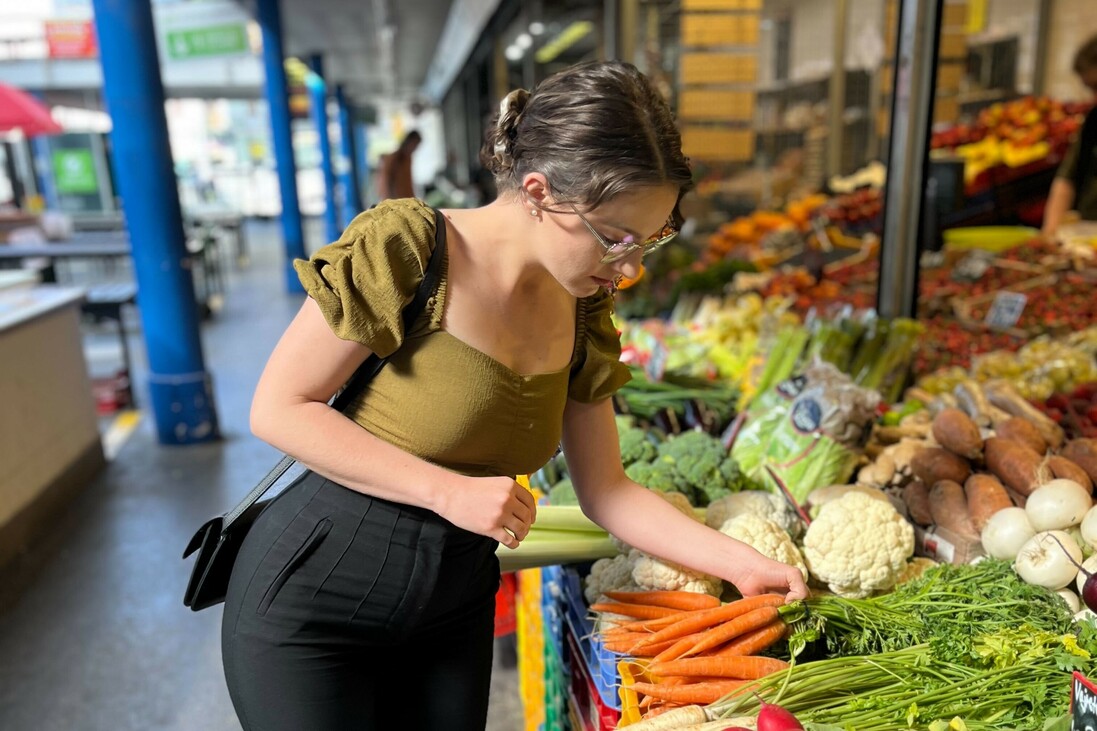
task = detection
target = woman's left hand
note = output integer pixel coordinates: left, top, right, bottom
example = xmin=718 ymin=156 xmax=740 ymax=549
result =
xmin=730 ymin=556 xmax=810 ymax=602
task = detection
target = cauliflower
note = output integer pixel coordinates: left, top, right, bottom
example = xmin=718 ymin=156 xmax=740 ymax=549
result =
xmin=584 ymin=554 xmax=639 ymax=604
xmin=802 ymin=491 xmax=915 ymax=598
xmin=706 ymin=490 xmax=803 ymax=538
xmin=719 ymin=513 xmax=808 ymax=581
xmin=629 ymin=548 xmax=722 ymax=596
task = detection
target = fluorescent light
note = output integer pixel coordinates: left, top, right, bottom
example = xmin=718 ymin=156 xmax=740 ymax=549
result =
xmin=534 ymin=20 xmax=593 ymax=64
xmin=529 ymin=21 xmax=545 ymax=36
xmin=505 ymin=45 xmax=523 ymax=62
xmin=515 ymin=32 xmax=532 ymax=50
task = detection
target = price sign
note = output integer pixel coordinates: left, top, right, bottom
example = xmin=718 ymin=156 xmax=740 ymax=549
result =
xmin=1071 ymin=671 xmax=1097 ymax=730
xmin=985 ymin=291 xmax=1027 ymax=330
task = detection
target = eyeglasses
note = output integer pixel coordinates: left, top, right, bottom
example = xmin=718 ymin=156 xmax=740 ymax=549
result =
xmin=569 ymin=204 xmax=679 ymax=264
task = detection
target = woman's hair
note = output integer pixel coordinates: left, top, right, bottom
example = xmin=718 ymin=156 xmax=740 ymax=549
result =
xmin=481 ymin=61 xmax=692 ymax=219
xmin=1075 ymin=34 xmax=1097 ymax=75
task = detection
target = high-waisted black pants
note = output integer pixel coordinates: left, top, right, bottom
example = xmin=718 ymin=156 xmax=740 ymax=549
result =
xmin=221 ymin=471 xmax=501 ymax=730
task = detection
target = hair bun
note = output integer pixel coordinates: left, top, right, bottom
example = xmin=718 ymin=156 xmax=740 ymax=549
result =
xmin=492 ymin=88 xmax=531 ymax=162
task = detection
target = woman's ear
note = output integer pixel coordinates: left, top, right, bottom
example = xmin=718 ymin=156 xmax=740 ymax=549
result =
xmin=520 ymin=173 xmax=552 ymax=207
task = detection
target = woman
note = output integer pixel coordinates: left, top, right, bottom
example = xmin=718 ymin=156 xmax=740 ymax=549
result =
xmin=378 ymin=129 xmax=421 ymax=200
xmin=222 ymin=60 xmax=809 ymax=731
xmin=1043 ymin=34 xmax=1097 ymax=236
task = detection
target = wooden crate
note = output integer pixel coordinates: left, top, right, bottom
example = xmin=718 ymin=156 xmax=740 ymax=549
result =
xmin=679 ymin=89 xmax=755 ymax=121
xmin=681 ymin=13 xmax=759 ymax=46
xmin=680 ymin=53 xmax=758 ymax=84
xmin=681 ymin=127 xmax=755 ymax=162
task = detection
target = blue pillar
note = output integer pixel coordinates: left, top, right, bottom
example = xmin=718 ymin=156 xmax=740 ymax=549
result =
xmin=335 ymin=86 xmax=361 ymax=225
xmin=307 ymin=55 xmax=340 ymax=243
xmin=91 ymin=0 xmax=219 ymax=445
xmin=257 ymin=0 xmax=306 ymax=294
xmin=355 ymin=121 xmax=371 ymax=207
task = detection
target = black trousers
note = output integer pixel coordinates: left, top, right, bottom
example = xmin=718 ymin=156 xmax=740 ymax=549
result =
xmin=221 ymin=471 xmax=501 ymax=730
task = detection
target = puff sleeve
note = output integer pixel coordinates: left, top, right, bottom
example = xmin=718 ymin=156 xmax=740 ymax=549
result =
xmin=292 ymin=200 xmax=438 ymax=358
xmin=568 ymin=290 xmax=632 ymax=402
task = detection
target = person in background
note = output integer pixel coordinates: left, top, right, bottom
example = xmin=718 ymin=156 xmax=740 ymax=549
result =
xmin=377 ymin=129 xmax=421 ymax=200
xmin=1043 ymin=34 xmax=1097 ymax=236
xmin=221 ymin=60 xmax=808 ymax=731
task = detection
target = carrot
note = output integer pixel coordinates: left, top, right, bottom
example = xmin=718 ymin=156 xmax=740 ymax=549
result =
xmin=602 ymin=635 xmax=657 ymax=654
xmin=629 ymin=636 xmax=699 ymax=658
xmin=590 ymin=602 xmax=683 ymax=620
xmin=651 ymin=631 xmax=708 ymax=664
xmin=679 ymin=606 xmax=781 ymax=658
xmin=631 ymin=680 xmax=748 ymax=704
xmin=610 ymin=613 xmax=689 ymax=633
xmin=648 ymin=655 xmax=790 ymax=680
xmin=710 ymin=620 xmax=787 ymax=657
xmin=630 ymin=594 xmax=786 ymax=652
xmin=604 ymin=590 xmax=721 ymax=611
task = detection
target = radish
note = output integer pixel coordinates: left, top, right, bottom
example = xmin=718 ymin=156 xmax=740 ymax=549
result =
xmin=1048 ymin=533 xmax=1097 ymax=612
xmin=756 ymin=696 xmax=804 ymax=731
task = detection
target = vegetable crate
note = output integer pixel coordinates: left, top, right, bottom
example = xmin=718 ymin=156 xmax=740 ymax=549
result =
xmin=561 ymin=567 xmax=623 ymax=712
xmin=565 ymin=623 xmax=620 ymax=731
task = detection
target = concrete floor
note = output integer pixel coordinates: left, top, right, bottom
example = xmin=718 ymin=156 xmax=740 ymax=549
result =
xmin=0 ymin=220 xmax=524 ymax=731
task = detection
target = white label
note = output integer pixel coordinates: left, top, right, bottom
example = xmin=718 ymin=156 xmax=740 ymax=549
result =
xmin=985 ymin=291 xmax=1027 ymax=330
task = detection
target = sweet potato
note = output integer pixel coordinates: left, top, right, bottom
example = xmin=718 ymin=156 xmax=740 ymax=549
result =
xmin=911 ymin=447 xmax=972 ymax=488
xmin=963 ymin=474 xmax=1013 ymax=532
xmin=983 ymin=380 xmax=1065 ymax=450
xmin=1061 ymin=440 xmax=1097 ymax=486
xmin=929 ymin=480 xmax=979 ymax=541
xmin=902 ymin=479 xmax=934 ymax=527
xmin=984 ymin=437 xmax=1043 ymax=496
xmin=932 ymin=408 xmax=983 ymax=460
xmin=1045 ymin=455 xmax=1093 ymax=493
xmin=995 ymin=417 xmax=1047 ymax=456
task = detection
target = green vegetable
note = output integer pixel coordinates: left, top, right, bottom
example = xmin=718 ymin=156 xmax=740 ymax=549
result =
xmin=619 ymin=425 xmax=659 ymax=465
xmin=495 ymin=505 xmax=618 ymax=572
xmin=548 ymin=478 xmax=578 ymax=506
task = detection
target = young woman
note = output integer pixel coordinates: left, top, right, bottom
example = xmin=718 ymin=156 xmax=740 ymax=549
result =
xmin=221 ymin=60 xmax=809 ymax=731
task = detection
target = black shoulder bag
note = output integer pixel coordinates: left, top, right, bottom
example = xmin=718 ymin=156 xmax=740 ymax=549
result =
xmin=182 ymin=207 xmax=448 ymax=612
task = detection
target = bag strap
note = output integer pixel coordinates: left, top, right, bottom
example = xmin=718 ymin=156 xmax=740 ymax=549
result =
xmin=223 ymin=208 xmax=448 ymax=529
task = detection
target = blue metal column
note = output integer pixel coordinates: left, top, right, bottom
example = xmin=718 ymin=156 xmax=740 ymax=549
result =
xmin=258 ymin=0 xmax=307 ymax=293
xmin=355 ymin=121 xmax=371 ymax=207
xmin=91 ymin=0 xmax=219 ymax=445
xmin=334 ymin=85 xmax=361 ymax=225
xmin=307 ymin=55 xmax=340 ymax=243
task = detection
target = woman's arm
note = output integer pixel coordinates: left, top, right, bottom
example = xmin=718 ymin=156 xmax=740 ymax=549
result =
xmin=250 ymin=297 xmax=536 ymax=548
xmin=561 ymin=397 xmax=808 ymax=600
xmin=1042 ymin=177 xmax=1076 ymax=237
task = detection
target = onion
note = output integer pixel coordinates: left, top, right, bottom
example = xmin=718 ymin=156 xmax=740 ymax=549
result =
xmin=1025 ymin=479 xmax=1092 ymax=531
xmin=1013 ymin=530 xmax=1082 ymax=589
xmin=1058 ymin=588 xmax=1083 ymax=613
xmin=1081 ymin=506 xmax=1097 ymax=550
xmin=981 ymin=507 xmax=1036 ymax=560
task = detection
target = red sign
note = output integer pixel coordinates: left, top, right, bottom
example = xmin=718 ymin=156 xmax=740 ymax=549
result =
xmin=44 ymin=20 xmax=98 ymax=59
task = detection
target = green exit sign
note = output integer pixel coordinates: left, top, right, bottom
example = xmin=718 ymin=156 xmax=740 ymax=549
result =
xmin=166 ymin=23 xmax=248 ymax=60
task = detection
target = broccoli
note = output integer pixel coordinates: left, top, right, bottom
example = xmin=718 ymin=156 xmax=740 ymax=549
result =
xmin=626 ymin=457 xmax=685 ymax=494
xmin=548 ymin=478 xmax=578 ymax=506
xmin=619 ymin=426 xmax=658 ymax=465
xmin=615 ymin=414 xmax=637 ymax=433
xmin=653 ymin=430 xmax=756 ymax=506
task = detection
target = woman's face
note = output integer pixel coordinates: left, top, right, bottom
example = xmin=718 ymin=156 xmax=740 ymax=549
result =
xmin=538 ymin=185 xmax=680 ymax=298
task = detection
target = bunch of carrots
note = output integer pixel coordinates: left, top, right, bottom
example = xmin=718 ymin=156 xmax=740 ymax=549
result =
xmin=590 ymin=590 xmax=800 ymax=721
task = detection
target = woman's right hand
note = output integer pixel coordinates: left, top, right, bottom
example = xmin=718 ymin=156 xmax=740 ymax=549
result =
xmin=437 ymin=476 xmax=537 ymax=549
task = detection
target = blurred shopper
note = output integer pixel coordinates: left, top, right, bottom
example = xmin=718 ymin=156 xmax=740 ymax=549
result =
xmin=221 ymin=60 xmax=808 ymax=731
xmin=377 ymin=129 xmax=421 ymax=200
xmin=1043 ymin=34 xmax=1097 ymax=235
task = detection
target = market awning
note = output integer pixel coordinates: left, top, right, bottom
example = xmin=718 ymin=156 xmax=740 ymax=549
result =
xmin=0 ymin=83 xmax=63 ymax=137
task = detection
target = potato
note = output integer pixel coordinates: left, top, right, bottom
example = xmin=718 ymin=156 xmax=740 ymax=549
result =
xmin=995 ymin=417 xmax=1047 ymax=456
xmin=1061 ymin=440 xmax=1097 ymax=486
xmin=985 ymin=437 xmax=1043 ymax=496
xmin=929 ymin=480 xmax=979 ymax=541
xmin=932 ymin=408 xmax=984 ymax=460
xmin=902 ymin=479 xmax=934 ymax=527
xmin=911 ymin=446 xmax=972 ymax=488
xmin=1046 ymin=455 xmax=1094 ymax=493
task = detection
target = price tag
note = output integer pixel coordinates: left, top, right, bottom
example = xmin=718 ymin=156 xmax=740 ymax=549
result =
xmin=985 ymin=291 xmax=1027 ymax=330
xmin=645 ymin=338 xmax=669 ymax=382
xmin=1071 ymin=671 xmax=1097 ymax=730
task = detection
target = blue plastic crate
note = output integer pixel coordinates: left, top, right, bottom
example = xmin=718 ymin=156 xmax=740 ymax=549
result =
xmin=560 ymin=566 xmax=621 ymax=711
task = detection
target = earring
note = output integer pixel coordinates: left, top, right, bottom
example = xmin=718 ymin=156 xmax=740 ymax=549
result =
xmin=529 ymin=208 xmax=539 ymax=217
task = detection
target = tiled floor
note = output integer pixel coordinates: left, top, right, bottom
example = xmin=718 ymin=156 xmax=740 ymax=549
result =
xmin=0 ymin=220 xmax=524 ymax=731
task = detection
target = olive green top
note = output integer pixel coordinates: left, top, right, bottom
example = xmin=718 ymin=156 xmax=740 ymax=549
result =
xmin=293 ymin=198 xmax=632 ymax=478
xmin=1057 ymin=135 xmax=1097 ymax=221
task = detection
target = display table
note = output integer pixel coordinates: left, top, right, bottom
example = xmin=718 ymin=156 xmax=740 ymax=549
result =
xmin=0 ymin=285 xmax=105 ymax=569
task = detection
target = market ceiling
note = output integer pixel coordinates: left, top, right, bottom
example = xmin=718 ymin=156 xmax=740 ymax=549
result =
xmin=238 ymin=0 xmax=456 ymax=105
